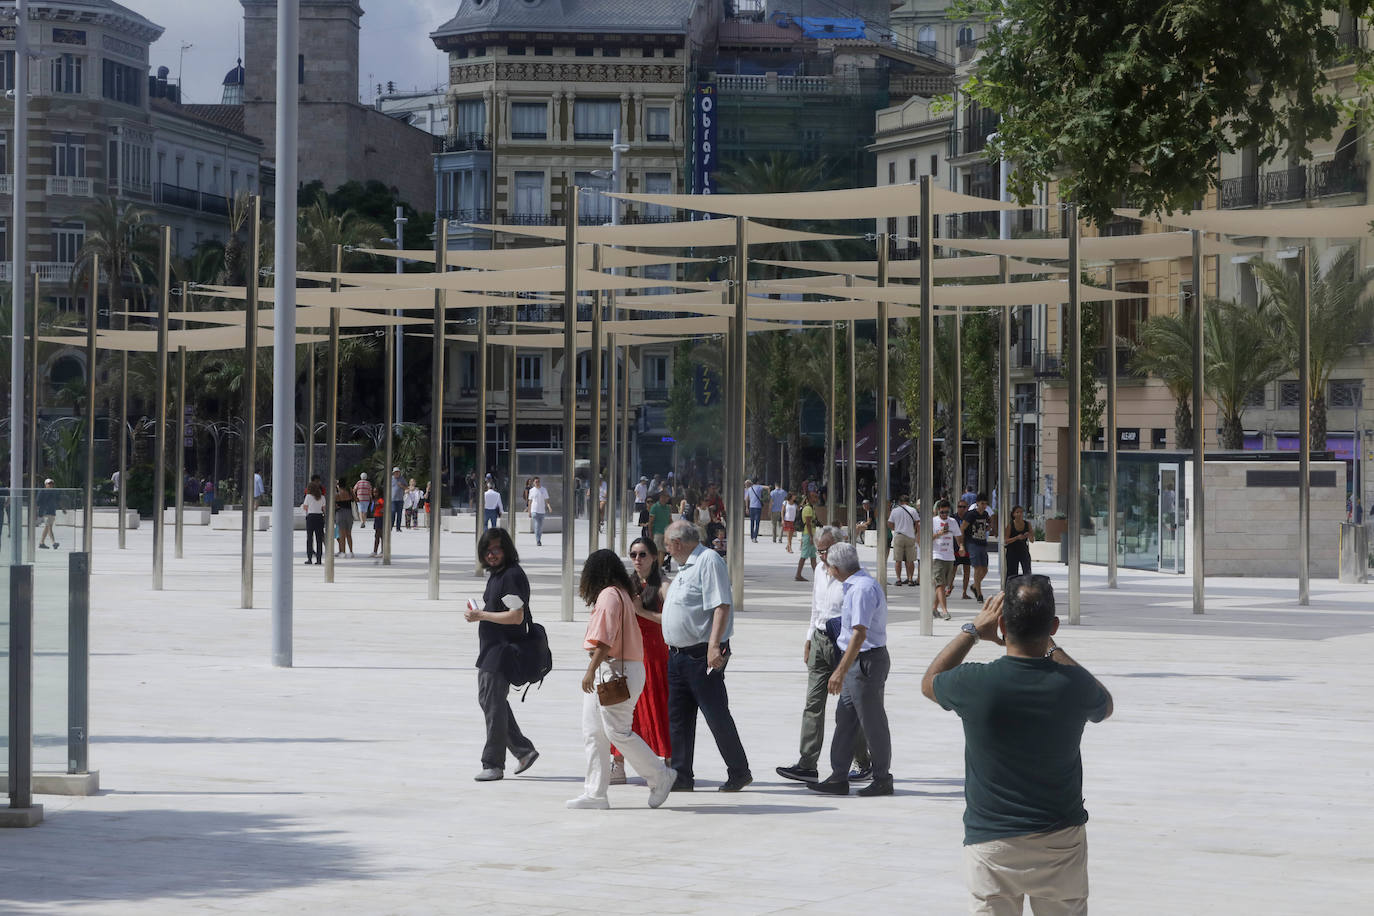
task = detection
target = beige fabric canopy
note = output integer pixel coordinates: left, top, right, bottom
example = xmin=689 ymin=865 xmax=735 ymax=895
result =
xmin=292 ymin=266 xmax=714 ymax=294
xmin=1116 ymin=206 xmax=1374 ymax=240
xmin=607 ymin=184 xmax=1023 ymax=219
xmin=444 ymin=332 xmax=683 ymax=348
xmin=768 ymin=279 xmax=1142 ymax=307
xmin=754 ymin=256 xmax=1067 ymax=278
xmin=120 ymin=308 xmax=428 ymax=328
xmin=194 ymin=285 xmax=458 ymax=309
xmin=509 ymin=316 xmax=796 ymax=334
xmin=467 ymin=217 xmax=853 ymax=247
xmin=934 ymin=231 xmax=1256 ymax=261
xmin=355 ymin=246 xmax=705 ymax=270
xmin=43 ymin=326 xmax=333 ymax=353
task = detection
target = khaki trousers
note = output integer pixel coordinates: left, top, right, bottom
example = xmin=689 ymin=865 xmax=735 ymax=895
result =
xmin=964 ymin=825 xmax=1088 ymax=915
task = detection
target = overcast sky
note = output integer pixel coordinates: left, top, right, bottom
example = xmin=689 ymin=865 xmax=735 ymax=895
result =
xmin=134 ymin=0 xmax=455 ymax=106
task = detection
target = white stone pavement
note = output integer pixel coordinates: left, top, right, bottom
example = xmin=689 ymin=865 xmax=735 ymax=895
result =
xmin=1 ymin=517 xmax=1372 ymax=914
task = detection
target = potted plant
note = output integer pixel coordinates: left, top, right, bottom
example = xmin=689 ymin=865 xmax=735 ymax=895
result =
xmin=1043 ymin=512 xmax=1069 ymax=543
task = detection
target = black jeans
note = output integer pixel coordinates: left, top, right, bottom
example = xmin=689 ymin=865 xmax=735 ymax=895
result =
xmin=1005 ymin=546 xmax=1032 ymax=578
xmin=477 ymin=669 xmax=535 ymax=770
xmin=304 ymin=513 xmax=325 ymax=561
xmin=666 ymin=642 xmax=750 ymax=782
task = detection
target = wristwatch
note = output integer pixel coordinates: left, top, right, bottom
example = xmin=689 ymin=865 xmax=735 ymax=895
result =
xmin=960 ymin=622 xmax=979 ymax=642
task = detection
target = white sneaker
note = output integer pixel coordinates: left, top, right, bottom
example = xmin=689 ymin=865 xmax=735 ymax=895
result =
xmin=648 ymin=768 xmax=676 ymax=809
xmin=566 ymin=795 xmax=610 ymax=810
xmin=609 ymin=757 xmax=627 ymax=785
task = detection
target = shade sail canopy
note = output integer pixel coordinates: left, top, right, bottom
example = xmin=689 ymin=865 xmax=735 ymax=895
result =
xmin=293 ymin=266 xmax=714 ymax=294
xmin=1116 ymin=206 xmax=1374 ymax=240
xmin=934 ymin=231 xmax=1256 ymax=261
xmin=122 ymin=308 xmax=428 ymax=328
xmin=466 ymin=217 xmax=854 ymax=247
xmin=607 ymin=184 xmax=1023 ymax=219
xmin=43 ymin=326 xmax=333 ymax=353
xmin=769 ymin=279 xmax=1143 ymax=307
xmin=356 ymin=246 xmax=705 ymax=270
xmin=194 ymin=285 xmax=460 ymax=309
xmin=754 ymin=255 xmax=1066 ymax=278
xmin=445 ymin=332 xmax=682 ymax=348
xmin=509 ymin=316 xmax=796 ymax=335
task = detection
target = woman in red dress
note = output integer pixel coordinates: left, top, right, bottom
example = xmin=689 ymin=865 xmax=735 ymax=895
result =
xmin=610 ymin=536 xmax=672 ymax=782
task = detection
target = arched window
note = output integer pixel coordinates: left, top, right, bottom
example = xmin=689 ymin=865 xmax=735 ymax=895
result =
xmin=958 ymin=26 xmax=975 ymax=47
xmin=917 ymin=26 xmax=936 ymax=56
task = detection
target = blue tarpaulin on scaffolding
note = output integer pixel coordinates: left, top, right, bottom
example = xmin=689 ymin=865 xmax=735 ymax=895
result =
xmin=796 ymin=17 xmax=867 ymax=40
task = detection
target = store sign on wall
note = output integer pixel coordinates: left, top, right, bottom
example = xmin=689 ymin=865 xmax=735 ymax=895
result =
xmin=693 ymin=83 xmax=718 ymax=197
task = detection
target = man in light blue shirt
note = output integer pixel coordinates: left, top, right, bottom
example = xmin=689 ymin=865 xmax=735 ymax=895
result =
xmin=745 ymin=479 xmax=768 ymax=543
xmin=769 ymin=482 xmax=788 ymax=542
xmin=806 ymin=541 xmax=893 ymax=797
xmin=661 ymin=520 xmax=751 ymax=792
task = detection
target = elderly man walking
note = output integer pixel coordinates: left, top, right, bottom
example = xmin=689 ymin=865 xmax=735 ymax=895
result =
xmin=777 ymin=526 xmax=871 ymax=785
xmin=661 ymin=520 xmax=752 ymax=792
xmin=922 ymin=576 xmax=1114 ymax=915
xmin=805 ymin=541 xmax=893 ymax=797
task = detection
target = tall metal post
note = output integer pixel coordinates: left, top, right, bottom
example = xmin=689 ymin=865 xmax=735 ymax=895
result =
xmin=917 ymin=177 xmax=935 ymax=636
xmin=507 ymin=305 xmax=519 ymax=547
xmin=153 ymin=227 xmax=171 ymax=590
xmin=1105 ymin=267 xmax=1118 ymax=589
xmin=1066 ymin=206 xmax=1082 ymax=625
xmin=606 ymin=321 xmax=618 ymax=550
xmin=394 ymin=205 xmax=407 ymax=422
xmin=84 ymin=256 xmax=99 ymax=554
xmin=28 ymin=270 xmax=38 ymax=507
xmin=325 ymin=246 xmax=341 ymax=584
xmin=589 ymin=245 xmax=604 ymax=550
xmin=240 ymin=197 xmax=261 ymax=605
xmin=727 ymin=217 xmax=748 ymax=612
xmin=876 ymin=236 xmax=891 ymax=596
xmin=383 ymin=283 xmax=395 ymax=565
xmin=618 ymin=338 xmax=632 ymax=556
xmin=846 ymin=299 xmax=858 ymax=545
xmin=561 ymin=193 xmax=580 ymax=622
xmin=305 ymin=341 xmax=315 ymax=484
xmin=174 ymin=337 xmax=187 ymax=560
xmin=9 ymin=0 xmax=29 ymax=567
xmin=475 ymin=274 xmax=489 ymax=569
xmin=1191 ymin=230 xmax=1205 ymax=614
xmin=998 ymin=256 xmax=1013 ymax=591
xmin=1298 ymin=247 xmax=1311 ymax=605
xmin=951 ymin=307 xmax=962 ymax=496
xmin=428 ymin=222 xmax=447 ymax=600
xmin=118 ymin=300 xmax=128 ymax=550
xmin=67 ymin=551 xmax=89 ymax=776
xmin=826 ymin=320 xmax=836 ymax=527
xmin=8 ymin=565 xmax=37 ymax=820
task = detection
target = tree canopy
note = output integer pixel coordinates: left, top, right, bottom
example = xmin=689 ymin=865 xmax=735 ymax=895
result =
xmin=958 ymin=0 xmax=1374 ymax=225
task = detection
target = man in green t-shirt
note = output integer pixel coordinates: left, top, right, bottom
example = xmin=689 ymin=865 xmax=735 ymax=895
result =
xmin=921 ymin=576 xmax=1113 ymax=915
xmin=649 ymin=490 xmax=676 ymax=571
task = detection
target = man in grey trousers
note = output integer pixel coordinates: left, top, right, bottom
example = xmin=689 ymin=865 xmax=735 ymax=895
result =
xmin=805 ymin=540 xmax=892 ymax=797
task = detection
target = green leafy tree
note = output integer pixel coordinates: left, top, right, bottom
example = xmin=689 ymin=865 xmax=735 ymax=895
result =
xmin=1203 ymin=299 xmax=1286 ymax=448
xmin=958 ymin=0 xmax=1374 ymax=225
xmin=1251 ymin=248 xmax=1374 ymax=450
xmin=74 ymin=196 xmax=158 ymax=310
xmin=1131 ymin=310 xmax=1196 ymax=449
xmin=1062 ymin=301 xmax=1105 ymax=444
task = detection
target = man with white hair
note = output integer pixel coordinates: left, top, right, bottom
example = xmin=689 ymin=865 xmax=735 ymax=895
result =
xmin=777 ymin=526 xmax=871 ymax=784
xmin=806 ymin=540 xmax=893 ymax=797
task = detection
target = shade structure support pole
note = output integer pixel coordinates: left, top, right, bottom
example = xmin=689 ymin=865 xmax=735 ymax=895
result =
xmin=589 ymin=245 xmax=603 ymax=551
xmin=84 ymin=257 xmax=99 ymax=556
xmin=174 ymin=342 xmax=187 ymax=560
xmin=8 ymin=0 xmax=28 ymax=568
xmin=876 ymin=236 xmax=891 ymax=598
xmin=728 ymin=217 xmax=748 ymax=612
xmin=306 ymin=343 xmax=315 ymax=484
xmin=826 ymin=320 xmax=836 ymax=528
xmin=475 ymin=278 xmax=488 ymax=573
xmin=847 ymin=305 xmax=858 ymax=546
xmin=618 ymin=341 xmax=632 ymax=557
xmin=324 ymin=247 xmax=341 ymax=585
xmin=507 ymin=304 xmax=519 ymax=547
xmin=153 ymin=227 xmax=171 ymax=591
xmin=1105 ymin=267 xmax=1118 ymax=589
xmin=561 ymin=195 xmax=579 ymax=622
xmin=28 ymin=271 xmax=39 ymax=560
xmin=383 ymin=288 xmax=395 ymax=566
xmin=1066 ymin=205 xmax=1082 ymax=625
xmin=917 ymin=178 xmax=935 ymax=636
xmin=606 ymin=324 xmax=618 ymax=551
xmin=1191 ymin=230 xmax=1206 ymax=614
xmin=952 ymin=307 xmax=962 ymax=497
xmin=118 ymin=300 xmax=128 ymax=550
xmin=428 ymin=222 xmax=448 ymax=600
xmin=998 ymin=256 xmax=1012 ymax=592
xmin=241 ymin=196 xmax=261 ymax=607
xmin=1298 ymin=246 xmax=1311 ymax=606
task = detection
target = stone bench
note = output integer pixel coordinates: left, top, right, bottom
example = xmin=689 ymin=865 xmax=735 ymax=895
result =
xmin=210 ymin=511 xmax=270 ymax=532
xmin=163 ymin=507 xmax=212 ymax=526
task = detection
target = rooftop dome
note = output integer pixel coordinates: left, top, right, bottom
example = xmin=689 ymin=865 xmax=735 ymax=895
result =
xmin=222 ymin=59 xmax=245 ymax=105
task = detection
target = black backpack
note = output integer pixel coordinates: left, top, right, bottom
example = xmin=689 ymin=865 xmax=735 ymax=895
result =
xmin=501 ymin=609 xmax=553 ymax=700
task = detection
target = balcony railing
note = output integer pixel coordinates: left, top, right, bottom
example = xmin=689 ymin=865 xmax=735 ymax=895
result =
xmin=516 ymin=386 xmax=544 ymax=400
xmin=574 ymin=131 xmax=615 ymax=141
xmin=1221 ymin=160 xmax=1368 ymax=208
xmin=1219 ymin=174 xmax=1258 ymax=208
xmin=1261 ymin=166 xmax=1307 ymax=204
xmin=1091 ymin=346 xmax=1135 ymax=378
xmin=442 ymin=132 xmax=491 ymax=152
xmin=35 ymin=262 xmax=76 ymax=283
xmin=642 ymin=386 xmax=669 ymax=402
xmin=1033 ymin=348 xmax=1063 ymax=379
xmin=0 ymin=174 xmax=14 ymax=194
xmin=510 ymin=131 xmax=546 ymax=141
xmin=1311 ymin=159 xmax=1367 ymax=197
xmin=506 ymin=213 xmax=561 ymax=225
xmin=646 ymin=132 xmax=670 ymax=142
xmin=957 ymin=39 xmax=979 ymax=63
xmin=945 ymin=210 xmax=999 ymax=238
xmin=155 ymin=183 xmax=229 ymax=216
xmin=47 ymin=176 xmax=93 ymax=197
xmin=1010 ymin=337 xmax=1037 ymax=370
xmin=439 ymin=208 xmax=492 ymax=224
xmin=1099 ymin=216 xmax=1143 ymax=237
xmin=890 ymin=74 xmax=956 ymax=97
xmin=949 ymin=118 xmax=999 ymax=158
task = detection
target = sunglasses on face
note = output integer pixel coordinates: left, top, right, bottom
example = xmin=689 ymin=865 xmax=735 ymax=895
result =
xmin=629 ymin=551 xmax=650 ymax=559
xmin=484 ymin=547 xmax=502 ymax=556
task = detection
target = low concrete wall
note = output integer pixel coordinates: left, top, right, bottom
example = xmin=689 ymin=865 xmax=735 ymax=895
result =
xmin=57 ymin=509 xmax=141 ymax=529
xmin=210 ymin=511 xmax=270 ymax=532
xmin=163 ymin=507 xmax=212 ymax=526
xmin=1199 ymin=460 xmax=1346 ymax=577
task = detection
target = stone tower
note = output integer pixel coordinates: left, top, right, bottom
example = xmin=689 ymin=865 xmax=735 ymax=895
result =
xmin=240 ymin=0 xmax=364 ymax=160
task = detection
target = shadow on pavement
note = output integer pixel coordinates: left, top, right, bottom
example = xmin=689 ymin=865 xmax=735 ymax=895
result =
xmin=0 ymin=809 xmax=375 ymax=907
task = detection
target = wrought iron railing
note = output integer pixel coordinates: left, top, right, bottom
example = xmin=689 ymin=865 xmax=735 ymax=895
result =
xmin=1261 ymin=166 xmax=1307 ymax=204
xmin=442 ymin=132 xmax=491 ymax=152
xmin=439 ymin=208 xmax=492 ymax=224
xmin=1221 ymin=160 xmax=1367 ymax=208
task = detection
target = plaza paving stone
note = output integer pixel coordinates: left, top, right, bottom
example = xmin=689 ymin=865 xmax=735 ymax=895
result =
xmin=1 ymin=517 xmax=1371 ymax=914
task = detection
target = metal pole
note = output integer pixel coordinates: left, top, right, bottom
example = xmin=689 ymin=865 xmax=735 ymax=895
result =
xmin=475 ymin=274 xmax=489 ymax=571
xmin=1105 ymin=267 xmax=1118 ymax=589
xmin=876 ymin=236 xmax=890 ymax=597
xmin=84 ymin=256 xmax=98 ymax=554
xmin=67 ymin=551 xmax=89 ymax=775
xmin=28 ymin=270 xmax=38 ymax=517
xmin=589 ymin=245 xmax=603 ymax=551
xmin=428 ymin=221 xmax=447 ymax=600
xmin=827 ymin=320 xmax=836 ymax=528
xmin=1298 ymin=246 xmax=1311 ymax=605
xmin=508 ymin=304 xmax=518 ymax=547
xmin=952 ymin=306 xmax=962 ymax=497
xmin=325 ymin=247 xmax=341 ymax=584
xmin=9 ymin=0 xmax=29 ymax=567
xmin=998 ymin=256 xmax=1012 ymax=592
xmin=174 ymin=342 xmax=186 ymax=560
xmin=1191 ymin=230 xmax=1205 ymax=615
xmin=1066 ymin=205 xmax=1082 ymax=625
xmin=918 ymin=177 xmax=935 ymax=636
xmin=383 ymin=288 xmax=395 ymax=565
xmin=241 ymin=195 xmax=260 ymax=608
xmin=395 ymin=205 xmax=407 ymax=422
xmin=606 ymin=324 xmax=618 ymax=551
xmin=728 ymin=217 xmax=748 ymax=612
xmin=618 ymin=337 xmax=632 ymax=557
xmin=561 ymin=192 xmax=579 ymax=622
xmin=8 ymin=565 xmax=35 ymax=814
xmin=847 ymin=295 xmax=858 ymax=547
xmin=153 ymin=226 xmax=171 ymax=591
xmin=305 ymin=341 xmax=315 ymax=484
xmin=271 ymin=0 xmax=300 ymax=668
xmin=118 ymin=300 xmax=128 ymax=550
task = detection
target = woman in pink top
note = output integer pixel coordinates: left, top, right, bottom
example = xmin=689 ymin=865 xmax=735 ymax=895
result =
xmin=569 ymin=549 xmax=678 ymax=810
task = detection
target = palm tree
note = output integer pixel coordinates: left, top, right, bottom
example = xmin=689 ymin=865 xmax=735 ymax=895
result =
xmin=1131 ymin=310 xmax=1196 ymax=449
xmin=1251 ymin=249 xmax=1374 ymax=450
xmin=1203 ymin=299 xmax=1286 ymax=449
xmin=72 ymin=196 xmax=157 ymax=312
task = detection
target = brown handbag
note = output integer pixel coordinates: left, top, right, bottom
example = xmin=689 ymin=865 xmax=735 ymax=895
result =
xmin=595 ymin=590 xmax=633 ymax=706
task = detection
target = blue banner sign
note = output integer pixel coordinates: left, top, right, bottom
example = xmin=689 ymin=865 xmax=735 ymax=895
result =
xmin=693 ymin=83 xmax=718 ymax=196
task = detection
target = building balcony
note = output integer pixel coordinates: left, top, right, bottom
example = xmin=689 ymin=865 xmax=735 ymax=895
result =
xmin=1220 ymin=160 xmax=1367 ymax=208
xmin=1091 ymin=346 xmax=1135 ymax=378
xmin=1311 ymin=159 xmax=1367 ymax=197
xmin=1099 ymin=215 xmax=1143 ymax=237
xmin=642 ymin=386 xmax=669 ymax=403
xmin=516 ymin=386 xmax=544 ymax=400
xmin=949 ymin=118 xmax=999 ymax=158
xmin=0 ymin=174 xmax=13 ymax=195
xmin=506 ymin=213 xmax=561 ymax=225
xmin=155 ymin=183 xmax=229 ymax=216
xmin=1260 ymin=166 xmax=1307 ymax=204
xmin=1033 ymin=348 xmax=1063 ymax=379
xmin=442 ymin=132 xmax=491 ymax=152
xmin=957 ymin=39 xmax=980 ymax=63
xmin=439 ymin=208 xmax=492 ymax=224
xmin=889 ymin=74 xmax=956 ymax=98
xmin=945 ymin=210 xmax=999 ymax=239
xmin=715 ymin=72 xmax=873 ymax=96
xmin=510 ymin=131 xmax=547 ymax=141
xmin=46 ymin=176 xmax=94 ymax=197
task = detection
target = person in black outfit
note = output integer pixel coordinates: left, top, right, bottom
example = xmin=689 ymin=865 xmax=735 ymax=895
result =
xmin=1003 ymin=505 xmax=1034 ymax=578
xmin=463 ymin=527 xmax=539 ymax=782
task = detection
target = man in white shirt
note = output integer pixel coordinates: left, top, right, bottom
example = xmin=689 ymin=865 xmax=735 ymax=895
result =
xmin=769 ymin=483 xmax=787 ymax=542
xmin=526 ymin=476 xmax=550 ymax=546
xmin=745 ymin=478 xmax=768 ymax=543
xmin=483 ymin=482 xmax=504 ymax=530
xmin=930 ymin=498 xmax=963 ymax=620
xmin=887 ymin=494 xmax=920 ymax=586
xmin=633 ymin=476 xmax=649 ymax=519
xmin=776 ymin=526 xmax=871 ymax=784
